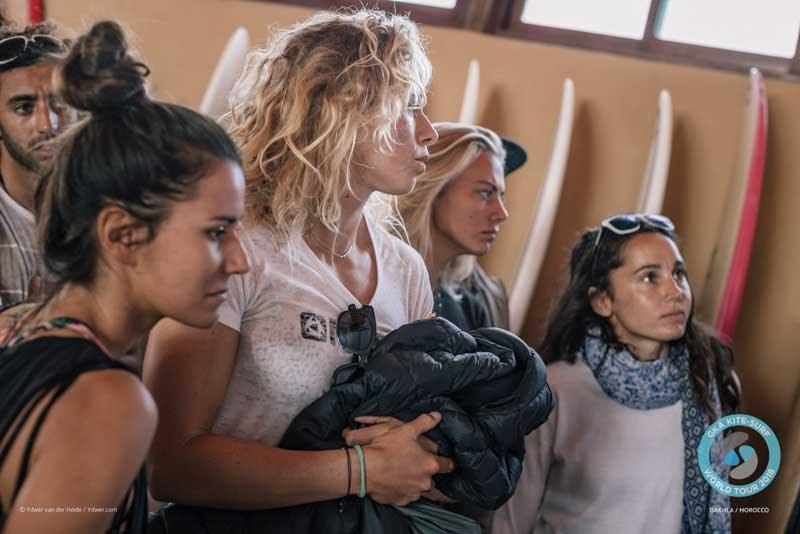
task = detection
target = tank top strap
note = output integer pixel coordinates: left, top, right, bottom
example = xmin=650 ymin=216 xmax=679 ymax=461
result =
xmin=1 ymin=311 xmax=112 ymax=357
xmin=0 ymin=387 xmax=49 ymax=479
xmin=11 ymin=382 xmax=69 ymax=503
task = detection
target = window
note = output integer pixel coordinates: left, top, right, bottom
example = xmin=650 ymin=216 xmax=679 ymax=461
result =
xmin=405 ymin=0 xmax=457 ymax=7
xmin=491 ymin=0 xmax=800 ymax=78
xmin=657 ymin=0 xmax=800 ymax=59
xmin=521 ymin=0 xmax=651 ymax=40
xmin=246 ymin=0 xmax=465 ymax=28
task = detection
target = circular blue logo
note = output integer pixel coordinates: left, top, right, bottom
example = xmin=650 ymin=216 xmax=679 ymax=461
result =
xmin=698 ymin=414 xmax=780 ymax=497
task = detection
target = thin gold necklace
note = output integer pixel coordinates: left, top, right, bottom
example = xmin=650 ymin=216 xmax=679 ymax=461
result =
xmin=307 ymin=230 xmax=355 ymax=260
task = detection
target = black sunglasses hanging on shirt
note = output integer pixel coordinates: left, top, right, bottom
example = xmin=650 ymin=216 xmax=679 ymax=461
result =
xmin=330 ymin=304 xmax=377 ymax=387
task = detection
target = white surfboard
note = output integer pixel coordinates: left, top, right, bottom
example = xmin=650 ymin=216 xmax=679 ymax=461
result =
xmin=509 ymin=79 xmax=575 ymax=334
xmin=458 ymin=59 xmax=480 ymax=124
xmin=200 ymin=27 xmax=250 ymax=119
xmin=636 ymin=89 xmax=673 ymax=214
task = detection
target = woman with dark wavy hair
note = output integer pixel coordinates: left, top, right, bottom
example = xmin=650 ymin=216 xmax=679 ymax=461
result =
xmin=493 ymin=214 xmax=741 ymax=534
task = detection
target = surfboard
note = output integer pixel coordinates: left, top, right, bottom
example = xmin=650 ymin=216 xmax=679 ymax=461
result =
xmin=636 ymin=89 xmax=673 ymax=214
xmin=29 ymin=0 xmax=44 ymax=24
xmin=199 ymin=27 xmax=250 ymax=119
xmin=698 ymin=68 xmax=768 ymax=343
xmin=508 ymin=78 xmax=575 ymax=334
xmin=458 ymin=59 xmax=480 ymax=124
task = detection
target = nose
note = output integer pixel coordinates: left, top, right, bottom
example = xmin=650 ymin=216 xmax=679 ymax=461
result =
xmin=665 ymin=276 xmax=689 ymax=302
xmin=491 ymin=196 xmax=509 ymax=223
xmin=415 ymin=109 xmax=438 ymax=147
xmin=223 ymin=230 xmax=250 ymax=275
xmin=35 ymin=103 xmax=58 ymax=134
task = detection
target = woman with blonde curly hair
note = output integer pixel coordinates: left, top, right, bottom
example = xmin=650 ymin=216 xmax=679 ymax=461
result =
xmin=143 ymin=9 xmax=451 ymax=515
xmin=398 ymin=122 xmax=526 ymax=332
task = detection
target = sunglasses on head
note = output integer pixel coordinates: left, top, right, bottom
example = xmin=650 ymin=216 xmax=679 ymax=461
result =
xmin=0 ymin=34 xmax=67 ymax=66
xmin=590 ymin=213 xmax=675 ymax=281
xmin=330 ymin=304 xmax=377 ymax=388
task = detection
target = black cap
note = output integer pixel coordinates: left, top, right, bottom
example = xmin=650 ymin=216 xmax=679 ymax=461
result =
xmin=502 ymin=137 xmax=527 ymax=176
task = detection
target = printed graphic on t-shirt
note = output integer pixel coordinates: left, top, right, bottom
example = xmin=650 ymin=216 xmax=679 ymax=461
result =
xmin=300 ymin=312 xmax=337 ymax=345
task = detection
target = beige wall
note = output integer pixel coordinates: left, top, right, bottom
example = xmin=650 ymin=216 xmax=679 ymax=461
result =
xmin=31 ymin=1 xmax=800 ymax=531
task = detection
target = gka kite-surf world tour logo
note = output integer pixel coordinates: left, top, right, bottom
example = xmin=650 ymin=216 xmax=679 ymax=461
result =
xmin=699 ymin=414 xmax=780 ymax=497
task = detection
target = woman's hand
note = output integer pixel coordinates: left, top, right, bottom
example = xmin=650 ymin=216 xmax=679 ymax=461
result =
xmin=342 ymin=415 xmax=403 ymax=445
xmin=343 ymin=415 xmax=439 ymax=453
xmin=345 ymin=416 xmax=456 ymax=504
xmin=362 ymin=412 xmax=455 ymax=506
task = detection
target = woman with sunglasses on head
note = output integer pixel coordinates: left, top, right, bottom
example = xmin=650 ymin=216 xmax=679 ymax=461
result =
xmin=0 ymin=21 xmax=249 ymax=534
xmin=492 ymin=214 xmax=741 ymax=534
xmin=398 ymin=122 xmax=526 ymax=332
xmin=144 ymin=9 xmax=454 ymax=517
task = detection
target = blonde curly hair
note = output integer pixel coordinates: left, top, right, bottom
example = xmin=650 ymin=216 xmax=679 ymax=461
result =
xmin=228 ymin=9 xmax=432 ymax=243
xmin=397 ymin=122 xmax=506 ymax=287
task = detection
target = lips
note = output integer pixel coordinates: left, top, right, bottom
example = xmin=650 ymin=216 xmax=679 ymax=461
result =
xmin=33 ymin=145 xmax=55 ymax=155
xmin=662 ymin=310 xmax=687 ymax=321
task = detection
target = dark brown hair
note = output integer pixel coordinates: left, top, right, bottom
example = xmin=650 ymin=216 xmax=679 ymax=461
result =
xmin=35 ymin=20 xmax=241 ymax=289
xmin=541 ymin=222 xmax=741 ymax=419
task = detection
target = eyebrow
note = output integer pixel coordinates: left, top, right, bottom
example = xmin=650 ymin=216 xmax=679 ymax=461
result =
xmin=6 ymin=94 xmax=37 ymax=106
xmin=633 ymin=260 xmax=685 ymax=274
xmin=633 ymin=263 xmax=662 ymax=274
xmin=476 ymin=180 xmax=504 ymax=193
xmin=210 ymin=216 xmax=238 ymax=224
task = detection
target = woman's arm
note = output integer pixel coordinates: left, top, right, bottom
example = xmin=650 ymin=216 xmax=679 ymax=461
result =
xmin=144 ymin=319 xmax=453 ymax=509
xmin=3 ymin=370 xmax=157 ymax=534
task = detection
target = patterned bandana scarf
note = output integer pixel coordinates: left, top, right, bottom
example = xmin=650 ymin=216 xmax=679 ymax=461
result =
xmin=580 ymin=328 xmax=731 ymax=534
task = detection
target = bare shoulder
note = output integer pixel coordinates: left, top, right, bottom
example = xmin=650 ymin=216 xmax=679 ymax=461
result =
xmin=5 ymin=369 xmax=155 ymax=532
xmin=48 ymin=369 xmax=157 ymax=444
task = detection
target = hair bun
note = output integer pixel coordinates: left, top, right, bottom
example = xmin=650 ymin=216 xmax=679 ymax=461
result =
xmin=60 ymin=20 xmax=149 ymax=113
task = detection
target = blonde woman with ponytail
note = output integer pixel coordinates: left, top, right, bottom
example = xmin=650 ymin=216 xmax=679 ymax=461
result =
xmin=398 ymin=122 xmax=526 ymax=332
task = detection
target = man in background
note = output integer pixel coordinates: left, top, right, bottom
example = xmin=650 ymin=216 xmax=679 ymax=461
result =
xmin=0 ymin=23 xmax=76 ymax=307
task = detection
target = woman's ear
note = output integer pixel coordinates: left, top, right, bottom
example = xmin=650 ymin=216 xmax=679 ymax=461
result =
xmin=588 ymin=286 xmax=612 ymax=318
xmin=95 ymin=205 xmax=150 ymax=266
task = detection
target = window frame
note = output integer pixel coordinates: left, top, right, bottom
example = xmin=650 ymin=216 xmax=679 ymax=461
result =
xmin=249 ymin=0 xmax=469 ymax=27
xmin=489 ymin=0 xmax=800 ymax=79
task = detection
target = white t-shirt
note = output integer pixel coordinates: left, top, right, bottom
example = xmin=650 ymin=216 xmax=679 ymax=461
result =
xmin=214 ymin=220 xmax=434 ymax=445
xmin=492 ymin=358 xmax=684 ymax=534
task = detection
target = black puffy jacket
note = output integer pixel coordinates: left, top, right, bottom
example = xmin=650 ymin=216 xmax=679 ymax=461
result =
xmin=149 ymin=318 xmax=553 ymax=534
